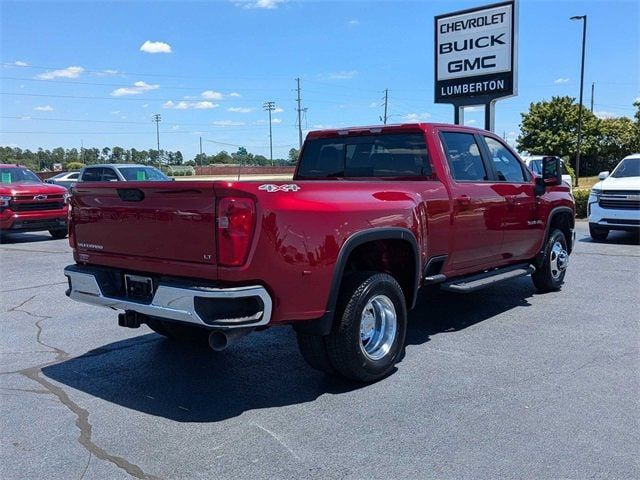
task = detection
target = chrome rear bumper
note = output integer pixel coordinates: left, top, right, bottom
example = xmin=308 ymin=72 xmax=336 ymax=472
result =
xmin=64 ymin=266 xmax=272 ymax=328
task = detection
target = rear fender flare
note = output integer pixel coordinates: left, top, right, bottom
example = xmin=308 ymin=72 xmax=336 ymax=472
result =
xmin=293 ymin=227 xmax=420 ymax=336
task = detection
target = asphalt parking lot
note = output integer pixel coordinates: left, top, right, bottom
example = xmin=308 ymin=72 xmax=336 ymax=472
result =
xmin=1 ymin=221 xmax=638 ymax=480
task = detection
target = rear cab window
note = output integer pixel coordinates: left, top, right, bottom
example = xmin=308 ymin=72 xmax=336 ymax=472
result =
xmin=296 ymin=133 xmax=433 ymax=180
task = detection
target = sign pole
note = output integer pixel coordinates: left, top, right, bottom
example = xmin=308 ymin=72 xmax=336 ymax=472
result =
xmin=485 ymin=101 xmax=496 ymax=132
xmin=454 ymin=106 xmax=464 ymax=125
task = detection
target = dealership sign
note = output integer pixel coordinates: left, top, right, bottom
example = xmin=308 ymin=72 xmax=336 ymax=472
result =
xmin=434 ymin=1 xmax=517 ymax=106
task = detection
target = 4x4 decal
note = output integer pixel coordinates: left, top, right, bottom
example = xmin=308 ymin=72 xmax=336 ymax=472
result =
xmin=258 ymin=184 xmax=301 ymax=193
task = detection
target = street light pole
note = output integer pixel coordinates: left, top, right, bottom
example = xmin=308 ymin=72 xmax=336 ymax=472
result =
xmin=571 ymin=15 xmax=587 ymax=188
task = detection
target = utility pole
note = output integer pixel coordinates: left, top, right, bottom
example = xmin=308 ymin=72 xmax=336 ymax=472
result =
xmin=382 ymin=89 xmax=389 ymax=124
xmin=152 ymin=113 xmax=162 ymax=168
xmin=295 ymin=78 xmax=303 ymax=150
xmin=590 ymin=82 xmax=594 ymax=112
xmin=570 ymin=15 xmax=587 ymax=187
xmin=263 ymin=101 xmax=276 ymax=165
xmin=199 ymin=136 xmax=203 ymax=165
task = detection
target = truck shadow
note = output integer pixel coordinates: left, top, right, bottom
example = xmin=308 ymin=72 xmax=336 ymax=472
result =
xmin=0 ymin=232 xmax=59 ymax=244
xmin=577 ymin=230 xmax=640 ymax=245
xmin=42 ymin=277 xmax=535 ymax=423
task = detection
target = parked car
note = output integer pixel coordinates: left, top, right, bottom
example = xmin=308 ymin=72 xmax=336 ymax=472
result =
xmin=45 ymin=171 xmax=80 ymax=190
xmin=78 ymin=164 xmax=171 ymax=182
xmin=64 ymin=123 xmax=575 ymax=382
xmin=522 ymin=155 xmax=573 ymax=191
xmin=588 ymin=153 xmax=640 ymax=241
xmin=0 ymin=164 xmax=69 ymax=239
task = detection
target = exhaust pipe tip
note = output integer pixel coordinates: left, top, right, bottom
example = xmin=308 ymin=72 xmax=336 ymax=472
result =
xmin=208 ymin=331 xmax=230 ymax=351
xmin=208 ymin=328 xmax=253 ymax=351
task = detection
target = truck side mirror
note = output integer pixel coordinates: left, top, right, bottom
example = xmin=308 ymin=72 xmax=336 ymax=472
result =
xmin=542 ymin=156 xmax=562 ymax=186
xmin=598 ymin=171 xmax=610 ymax=180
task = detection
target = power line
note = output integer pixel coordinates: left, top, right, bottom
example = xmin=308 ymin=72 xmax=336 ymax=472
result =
xmin=0 ymin=62 xmax=295 ymax=81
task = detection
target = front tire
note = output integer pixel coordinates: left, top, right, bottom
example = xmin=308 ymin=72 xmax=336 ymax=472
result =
xmin=324 ymin=272 xmax=407 ymax=383
xmin=49 ymin=228 xmax=68 ymax=239
xmin=589 ymin=223 xmax=609 ymax=242
xmin=532 ymin=229 xmax=569 ymax=293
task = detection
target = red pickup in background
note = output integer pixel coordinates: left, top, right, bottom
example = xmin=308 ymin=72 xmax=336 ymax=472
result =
xmin=0 ymin=164 xmax=69 ymax=239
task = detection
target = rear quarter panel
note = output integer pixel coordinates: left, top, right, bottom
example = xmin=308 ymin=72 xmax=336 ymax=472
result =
xmin=218 ymin=179 xmax=449 ymax=323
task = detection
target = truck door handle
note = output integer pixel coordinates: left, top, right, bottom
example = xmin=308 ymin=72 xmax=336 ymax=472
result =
xmin=505 ymin=195 xmax=516 ymax=208
xmin=456 ymin=195 xmax=471 ymax=209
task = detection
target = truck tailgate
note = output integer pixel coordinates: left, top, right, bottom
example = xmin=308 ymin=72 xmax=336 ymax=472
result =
xmin=71 ymin=182 xmax=217 ymax=265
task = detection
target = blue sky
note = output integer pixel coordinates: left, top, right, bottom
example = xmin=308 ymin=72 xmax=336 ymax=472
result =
xmin=1 ymin=0 xmax=638 ymax=160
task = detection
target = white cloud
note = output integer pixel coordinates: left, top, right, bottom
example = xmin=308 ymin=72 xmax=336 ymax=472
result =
xmin=235 ymin=0 xmax=285 ymax=9
xmin=195 ymin=101 xmax=217 ymax=109
xmin=227 ymin=107 xmax=254 ymax=113
xmin=213 ymin=120 xmax=246 ymax=126
xmin=466 ymin=119 xmax=477 ymax=125
xmin=142 ymin=104 xmax=149 ymax=108
xmin=403 ymin=112 xmax=431 ymax=122
xmin=96 ymin=69 xmax=122 ymax=77
xmin=140 ymin=40 xmax=172 ymax=54
xmin=229 ymin=92 xmax=241 ymax=98
xmin=465 ymin=106 xmax=481 ymax=112
xmin=369 ymin=102 xmax=379 ymax=108
xmin=274 ymin=107 xmax=284 ymax=113
xmin=14 ymin=60 xmax=28 ymax=67
xmin=348 ymin=19 xmax=360 ymax=26
xmin=34 ymin=105 xmax=53 ymax=111
xmin=326 ymin=70 xmax=357 ymax=80
xmin=202 ymin=90 xmax=223 ymax=100
xmin=272 ymin=118 xmax=282 ymax=124
xmin=164 ymin=100 xmax=218 ymax=110
xmin=594 ymin=110 xmax=616 ymax=119
xmin=111 ymin=81 xmax=159 ymax=96
xmin=110 ymin=110 xmax=121 ymax=115
xmin=172 ymin=125 xmax=180 ymax=130
xmin=36 ymin=66 xmax=84 ymax=80
xmin=554 ymin=77 xmax=570 ymax=84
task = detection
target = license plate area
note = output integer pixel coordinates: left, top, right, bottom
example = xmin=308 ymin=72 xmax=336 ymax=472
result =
xmin=124 ymin=274 xmax=154 ymax=302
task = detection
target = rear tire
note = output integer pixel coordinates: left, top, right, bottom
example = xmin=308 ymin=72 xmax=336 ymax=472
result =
xmin=49 ymin=228 xmax=67 ymax=239
xmin=589 ymin=223 xmax=609 ymax=242
xmin=324 ymin=272 xmax=407 ymax=383
xmin=296 ymin=332 xmax=336 ymax=374
xmin=532 ymin=229 xmax=569 ymax=293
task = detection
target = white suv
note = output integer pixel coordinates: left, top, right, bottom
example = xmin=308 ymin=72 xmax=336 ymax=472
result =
xmin=588 ymin=154 xmax=640 ymax=241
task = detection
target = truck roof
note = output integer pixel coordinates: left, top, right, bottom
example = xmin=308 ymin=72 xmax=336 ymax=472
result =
xmin=305 ymin=122 xmax=490 ymax=139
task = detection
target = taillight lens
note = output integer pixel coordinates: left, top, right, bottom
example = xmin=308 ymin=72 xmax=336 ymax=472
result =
xmin=67 ymin=202 xmax=76 ymax=249
xmin=216 ymin=197 xmax=256 ymax=267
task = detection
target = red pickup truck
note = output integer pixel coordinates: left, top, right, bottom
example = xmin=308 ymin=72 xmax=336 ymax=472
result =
xmin=0 ymin=164 xmax=69 ymax=239
xmin=64 ymin=123 xmax=575 ymax=382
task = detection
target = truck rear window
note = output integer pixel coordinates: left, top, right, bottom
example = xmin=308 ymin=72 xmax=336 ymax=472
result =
xmin=297 ymin=133 xmax=432 ymax=179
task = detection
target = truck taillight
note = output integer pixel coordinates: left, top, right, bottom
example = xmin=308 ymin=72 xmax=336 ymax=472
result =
xmin=216 ymin=197 xmax=256 ymax=267
xmin=68 ymin=203 xmax=75 ymax=249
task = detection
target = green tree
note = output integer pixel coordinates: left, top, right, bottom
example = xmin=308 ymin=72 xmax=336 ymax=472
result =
xmin=288 ymin=148 xmax=300 ymax=164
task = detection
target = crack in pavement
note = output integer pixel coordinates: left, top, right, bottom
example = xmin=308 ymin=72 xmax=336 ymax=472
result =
xmin=6 ymin=294 xmax=163 ymax=480
xmin=21 ymin=367 xmax=161 ymax=480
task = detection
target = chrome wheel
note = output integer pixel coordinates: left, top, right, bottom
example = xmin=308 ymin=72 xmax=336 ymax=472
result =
xmin=549 ymin=240 xmax=569 ymax=280
xmin=359 ymin=294 xmax=397 ymax=361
